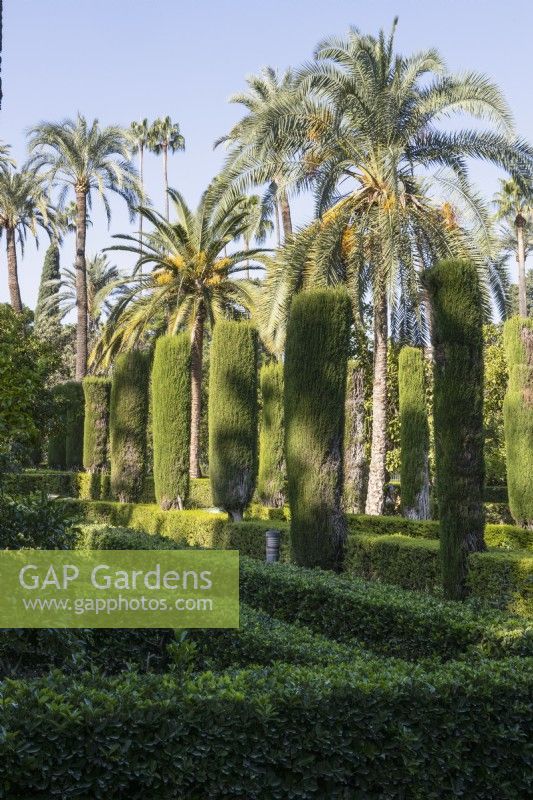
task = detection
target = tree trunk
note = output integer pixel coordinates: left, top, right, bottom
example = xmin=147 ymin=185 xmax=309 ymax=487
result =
xmin=279 ymin=189 xmax=292 ymax=241
xmin=139 ymin=144 xmax=144 ymax=265
xmin=365 ymin=281 xmax=388 ymax=515
xmin=6 ymin=227 xmax=22 ymax=312
xmin=75 ymin=190 xmax=88 ymax=380
xmin=516 ymin=213 xmax=527 ymax=318
xmin=189 ymin=306 xmax=205 ymax=478
xmin=164 ymin=143 xmax=169 ymax=220
xmin=344 ymin=363 xmax=368 ymax=513
xmin=245 ymin=235 xmax=250 ymax=279
xmin=274 ymin=197 xmax=281 ymax=247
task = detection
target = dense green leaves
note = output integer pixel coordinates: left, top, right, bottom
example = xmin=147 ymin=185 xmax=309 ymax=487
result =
xmin=257 ymin=362 xmax=285 ymax=507
xmin=398 ymin=347 xmax=430 ymax=518
xmin=82 ymin=377 xmax=111 ymax=472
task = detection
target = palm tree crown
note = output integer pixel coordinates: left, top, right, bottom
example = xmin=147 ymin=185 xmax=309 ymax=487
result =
xmin=149 ymin=116 xmax=185 ymax=219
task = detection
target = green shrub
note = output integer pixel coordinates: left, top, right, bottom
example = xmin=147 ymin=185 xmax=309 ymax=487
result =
xmin=257 ymin=362 xmax=285 ymax=507
xmin=503 ymin=317 xmax=533 ymax=527
xmin=426 ymin=259 xmax=485 ymax=599
xmin=0 ymin=494 xmax=77 ymax=550
xmin=82 ymin=377 xmax=111 ymax=472
xmin=398 ymin=347 xmax=430 ymax=519
xmin=347 ymin=513 xmax=439 ymax=539
xmin=110 ymin=351 xmax=150 ymax=503
xmin=343 ymin=360 xmax=368 ymax=514
xmin=1 ymin=469 xmax=76 ymax=497
xmin=46 ymin=385 xmax=67 ymax=469
xmin=209 ymin=321 xmax=258 ymax=520
xmin=285 ymin=288 xmax=351 ymax=569
xmin=485 ymin=523 xmax=532 ymax=550
xmin=240 ymin=557 xmax=532 ymax=660
xmin=151 ymin=334 xmax=191 ymax=509
xmin=64 ymin=381 xmax=84 ymax=470
xmin=1 ymin=659 xmax=531 ymax=799
xmin=187 ymin=477 xmax=212 ymax=508
xmin=485 ymin=485 xmax=509 ymax=503
xmin=468 ymin=549 xmax=533 ymax=617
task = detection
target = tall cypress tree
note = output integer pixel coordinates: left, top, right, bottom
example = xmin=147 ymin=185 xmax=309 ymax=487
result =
xmin=257 ymin=362 xmax=285 ymax=508
xmin=398 ymin=347 xmax=430 ymax=519
xmin=425 ymin=259 xmax=485 ymax=600
xmin=83 ymin=377 xmax=111 ymax=473
xmin=34 ymin=242 xmax=61 ymax=334
xmin=285 ymin=287 xmax=351 ymax=570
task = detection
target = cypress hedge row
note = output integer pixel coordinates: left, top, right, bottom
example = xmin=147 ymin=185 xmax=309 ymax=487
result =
xmin=47 ymin=384 xmax=68 ymax=469
xmin=82 ymin=378 xmax=111 ymax=473
xmin=284 ymin=287 xmax=351 ymax=570
xmin=64 ymin=381 xmax=84 ymax=470
xmin=110 ymin=351 xmax=150 ymax=503
xmin=257 ymin=362 xmax=285 ymax=508
xmin=398 ymin=347 xmax=430 ymax=519
xmin=151 ymin=334 xmax=191 ymax=510
xmin=426 ymin=259 xmax=485 ymax=600
xmin=503 ymin=317 xmax=533 ymax=528
xmin=209 ymin=321 xmax=258 ymax=521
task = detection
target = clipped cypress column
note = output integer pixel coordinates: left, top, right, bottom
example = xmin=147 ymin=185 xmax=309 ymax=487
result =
xmin=343 ymin=360 xmax=368 ymax=514
xmin=426 ymin=259 xmax=485 ymax=600
xmin=110 ymin=351 xmax=150 ymax=503
xmin=503 ymin=317 xmax=533 ymax=528
xmin=152 ymin=334 xmax=191 ymax=510
xmin=83 ymin=378 xmax=111 ymax=472
xmin=47 ymin=384 xmax=67 ymax=469
xmin=64 ymin=381 xmax=84 ymax=470
xmin=257 ymin=362 xmax=286 ymax=508
xmin=285 ymin=287 xmax=351 ymax=569
xmin=398 ymin=347 xmax=430 ymax=519
xmin=209 ymin=321 xmax=258 ymax=521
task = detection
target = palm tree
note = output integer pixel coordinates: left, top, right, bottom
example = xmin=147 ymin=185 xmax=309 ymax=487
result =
xmin=494 ymin=178 xmax=532 ymax=317
xmin=149 ymin=117 xmax=185 ymax=220
xmin=256 ymin=23 xmax=533 ymax=514
xmin=0 ymin=165 xmax=54 ymax=312
xmin=93 ymin=186 xmax=268 ymax=477
xmin=238 ymin=194 xmax=274 ymax=278
xmin=129 ymin=119 xmax=151 ymax=256
xmin=28 ymin=115 xmax=141 ymax=378
xmin=215 ymin=66 xmax=296 ymax=243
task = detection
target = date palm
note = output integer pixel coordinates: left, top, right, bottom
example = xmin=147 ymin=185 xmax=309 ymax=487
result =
xmin=494 ymin=178 xmax=532 ymax=317
xmin=130 ymin=119 xmax=151 ymax=255
xmin=149 ymin=117 xmax=185 ymax=220
xmin=93 ymin=186 xmax=268 ymax=477
xmin=215 ymin=67 xmax=297 ymax=243
xmin=28 ymin=115 xmax=141 ymax=378
xmin=258 ymin=22 xmax=533 ymax=513
xmin=0 ymin=165 xmax=54 ymax=312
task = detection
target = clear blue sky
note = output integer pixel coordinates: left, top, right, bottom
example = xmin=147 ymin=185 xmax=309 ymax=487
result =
xmin=1 ymin=0 xmax=532 ymax=308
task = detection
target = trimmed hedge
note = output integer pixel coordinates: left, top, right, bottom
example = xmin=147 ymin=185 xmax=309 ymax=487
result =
xmin=47 ymin=384 xmax=68 ymax=469
xmin=398 ymin=347 xmax=430 ymax=519
xmin=503 ymin=317 xmax=533 ymax=527
xmin=209 ymin=321 xmax=259 ymax=520
xmin=64 ymin=381 xmax=84 ymax=470
xmin=2 ymin=659 xmax=530 ymax=799
xmin=257 ymin=362 xmax=285 ymax=508
xmin=426 ymin=259 xmax=485 ymax=599
xmin=345 ymin=532 xmax=533 ymax=616
xmin=82 ymin=377 xmax=111 ymax=472
xmin=188 ymin=477 xmax=212 ymax=508
xmin=151 ymin=334 xmax=191 ymax=509
xmin=240 ymin=557 xmax=532 ymax=660
xmin=110 ymin=351 xmax=150 ymax=503
xmin=285 ymin=287 xmax=351 ymax=569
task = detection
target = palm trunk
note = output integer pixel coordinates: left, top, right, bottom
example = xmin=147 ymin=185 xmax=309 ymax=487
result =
xmin=164 ymin=143 xmax=169 ymax=220
xmin=6 ymin=227 xmax=22 ymax=312
xmin=274 ymin=197 xmax=281 ymax=247
xmin=516 ymin=214 xmax=527 ymax=317
xmin=139 ymin=144 xmax=144 ymax=265
xmin=344 ymin=363 xmax=368 ymax=513
xmin=75 ymin=190 xmax=88 ymax=380
xmin=365 ymin=280 xmax=388 ymax=515
xmin=279 ymin=189 xmax=292 ymax=241
xmin=245 ymin=235 xmax=250 ymax=279
xmin=189 ymin=306 xmax=205 ymax=478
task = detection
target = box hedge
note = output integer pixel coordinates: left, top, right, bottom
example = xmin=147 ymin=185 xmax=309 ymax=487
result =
xmin=1 ymin=658 xmax=531 ymax=799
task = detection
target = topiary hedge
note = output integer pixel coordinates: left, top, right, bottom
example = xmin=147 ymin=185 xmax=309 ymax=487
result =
xmin=284 ymin=287 xmax=352 ymax=569
xmin=151 ymin=334 xmax=191 ymax=510
xmin=47 ymin=385 xmax=68 ymax=469
xmin=82 ymin=377 xmax=111 ymax=473
xmin=503 ymin=317 xmax=533 ymax=528
xmin=398 ymin=347 xmax=430 ymax=519
xmin=426 ymin=259 xmax=485 ymax=599
xmin=63 ymin=381 xmax=84 ymax=470
xmin=257 ymin=362 xmax=285 ymax=508
xmin=110 ymin=351 xmax=150 ymax=503
xmin=2 ymin=658 xmax=530 ymax=799
xmin=209 ymin=321 xmax=258 ymax=520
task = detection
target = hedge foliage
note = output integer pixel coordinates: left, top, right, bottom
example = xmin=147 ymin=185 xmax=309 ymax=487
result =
xmin=426 ymin=259 xmax=485 ymax=599
xmin=47 ymin=385 xmax=68 ymax=469
xmin=151 ymin=334 xmax=191 ymax=510
xmin=82 ymin=377 xmax=111 ymax=473
xmin=257 ymin=362 xmax=285 ymax=508
xmin=398 ymin=347 xmax=430 ymax=519
xmin=503 ymin=317 xmax=533 ymax=527
xmin=285 ymin=287 xmax=351 ymax=569
xmin=110 ymin=351 xmax=150 ymax=503
xmin=209 ymin=321 xmax=258 ymax=519
xmin=63 ymin=381 xmax=84 ymax=470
